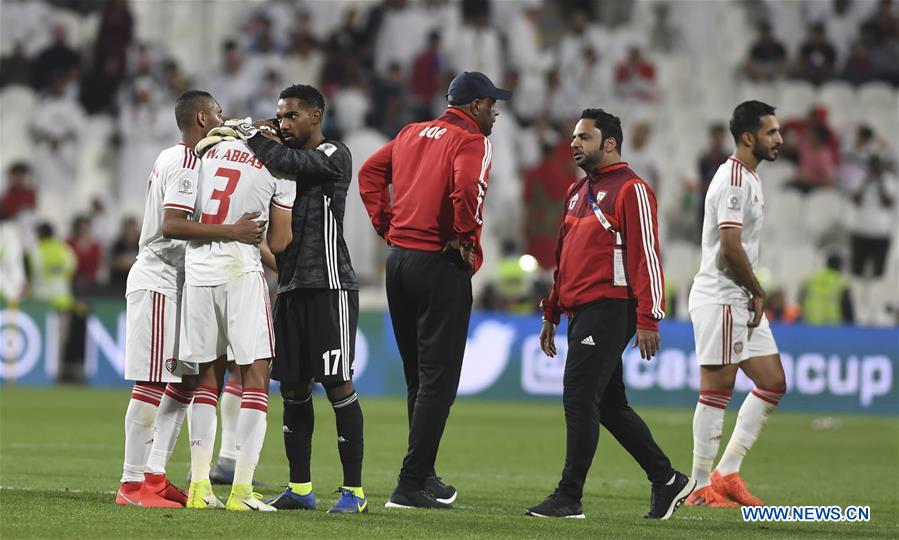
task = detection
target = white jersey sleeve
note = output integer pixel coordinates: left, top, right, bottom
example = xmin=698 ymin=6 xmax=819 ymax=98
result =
xmin=126 ymin=144 xmax=200 ymax=298
xmin=714 ymin=165 xmax=750 ymax=229
xmin=272 ymin=177 xmax=296 ymax=212
xmin=161 ymin=148 xmax=200 ymax=214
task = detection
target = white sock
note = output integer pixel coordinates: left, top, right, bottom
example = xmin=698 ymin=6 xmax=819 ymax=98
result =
xmin=692 ymin=390 xmax=731 ymax=488
xmin=233 ymin=387 xmax=268 ymax=486
xmin=218 ymin=379 xmax=243 ymax=463
xmin=188 ymin=385 xmax=219 ymax=483
xmin=716 ymin=386 xmax=784 ymax=475
xmin=145 ymin=384 xmax=193 ymax=475
xmin=120 ymin=384 xmax=164 ymax=483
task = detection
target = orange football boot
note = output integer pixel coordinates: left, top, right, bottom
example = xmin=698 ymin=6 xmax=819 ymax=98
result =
xmin=685 ymin=484 xmax=740 ymax=508
xmin=711 ymin=470 xmax=763 ymax=506
xmin=115 ymin=482 xmax=142 ymax=506
xmin=141 ymin=473 xmax=186 ymax=507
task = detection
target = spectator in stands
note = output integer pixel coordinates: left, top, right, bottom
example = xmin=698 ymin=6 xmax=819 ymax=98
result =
xmin=29 ymin=222 xmax=76 ymax=311
xmin=795 ymin=22 xmax=838 ymax=85
xmin=108 ymin=216 xmax=140 ymax=294
xmin=371 ymin=62 xmax=409 ymax=137
xmin=764 ymin=288 xmax=800 ymax=324
xmin=284 ymin=32 xmax=324 ymax=89
xmin=744 ymin=21 xmax=788 ymax=82
xmin=614 ymin=46 xmax=656 ymax=102
xmin=780 ymin=105 xmax=839 ymax=164
xmin=161 ymin=59 xmax=190 ymax=102
xmin=201 ymin=40 xmax=253 ymax=117
xmin=80 ymin=56 xmax=124 ymax=115
xmin=0 ymin=162 xmax=37 ymax=220
xmin=786 ymin=125 xmax=837 ymax=194
xmin=322 ymin=7 xmax=369 ymax=92
xmin=850 ymin=155 xmax=896 ymax=280
xmin=799 ymin=254 xmax=854 ymax=325
xmin=410 ymin=30 xmax=446 ymax=120
xmin=0 ymin=211 xmax=27 ymax=303
xmin=0 ymin=42 xmax=33 ymax=88
xmin=93 ymin=0 xmax=133 ymax=78
xmin=688 ymin=124 xmax=730 ymax=241
xmin=33 ymin=24 xmax=80 ymax=91
xmin=569 ymin=47 xmax=612 ymax=111
xmin=67 ymin=215 xmax=102 ymax=291
xmin=626 ymin=121 xmax=661 ymax=191
xmin=838 ymin=125 xmax=890 ymax=190
xmin=452 ymin=10 xmax=504 ymax=84
xmin=31 ymin=73 xmax=85 ymax=221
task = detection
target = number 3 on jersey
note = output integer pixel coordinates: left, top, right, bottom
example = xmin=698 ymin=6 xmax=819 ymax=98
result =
xmin=200 ymin=167 xmax=241 ymax=224
xmin=322 ymin=349 xmax=341 ymax=376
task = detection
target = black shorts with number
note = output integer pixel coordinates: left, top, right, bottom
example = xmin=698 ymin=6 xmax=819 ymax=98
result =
xmin=271 ymin=288 xmax=358 ymax=384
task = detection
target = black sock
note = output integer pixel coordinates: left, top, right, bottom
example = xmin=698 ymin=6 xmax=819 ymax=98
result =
xmin=332 ymin=392 xmax=364 ymax=487
xmin=283 ymin=394 xmax=314 ymax=484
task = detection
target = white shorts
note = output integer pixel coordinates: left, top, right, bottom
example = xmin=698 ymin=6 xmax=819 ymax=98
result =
xmin=689 ymin=303 xmax=779 ymax=366
xmin=124 ymin=290 xmax=197 ymax=382
xmin=180 ymin=272 xmax=275 ymax=365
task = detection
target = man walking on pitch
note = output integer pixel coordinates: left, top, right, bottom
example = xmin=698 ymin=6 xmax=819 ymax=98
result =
xmin=686 ymin=101 xmax=786 ymax=508
xmin=116 ymin=90 xmax=264 ymax=508
xmin=528 ymin=109 xmax=694 ymax=519
xmin=358 ymin=71 xmax=511 ymax=509
xmin=211 ymin=84 xmax=366 ymax=513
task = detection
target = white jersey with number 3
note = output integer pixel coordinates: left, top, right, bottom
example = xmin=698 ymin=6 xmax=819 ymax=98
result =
xmin=184 ymin=139 xmax=295 ymax=286
xmin=126 ymin=143 xmax=200 ymax=298
xmin=689 ymin=157 xmax=765 ymax=309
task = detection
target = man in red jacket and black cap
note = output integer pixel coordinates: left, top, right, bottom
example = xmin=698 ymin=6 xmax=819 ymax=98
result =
xmin=359 ymin=71 xmax=511 ymax=509
xmin=526 ymin=108 xmax=695 ymax=520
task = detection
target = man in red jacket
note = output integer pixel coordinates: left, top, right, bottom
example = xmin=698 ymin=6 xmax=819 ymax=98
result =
xmin=526 ymin=109 xmax=694 ymax=520
xmin=358 ymin=72 xmax=510 ymax=509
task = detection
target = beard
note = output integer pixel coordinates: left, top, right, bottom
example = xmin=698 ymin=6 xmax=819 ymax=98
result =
xmin=752 ymin=140 xmax=777 ymax=162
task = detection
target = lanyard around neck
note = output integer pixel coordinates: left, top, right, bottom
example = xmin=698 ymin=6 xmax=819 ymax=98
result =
xmin=586 ymin=183 xmax=616 ymax=233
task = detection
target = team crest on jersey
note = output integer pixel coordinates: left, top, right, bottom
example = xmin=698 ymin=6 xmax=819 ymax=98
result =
xmin=734 ymin=342 xmax=744 ymax=355
xmin=727 ymin=194 xmax=741 ymax=210
xmin=568 ymin=192 xmax=579 ymax=210
xmin=178 ymin=178 xmax=193 ymax=195
xmin=165 ymin=358 xmax=177 ymax=374
xmin=317 ymin=142 xmax=337 ymax=157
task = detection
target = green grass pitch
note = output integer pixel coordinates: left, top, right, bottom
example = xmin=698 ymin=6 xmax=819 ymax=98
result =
xmin=1 ymin=387 xmax=896 ymax=538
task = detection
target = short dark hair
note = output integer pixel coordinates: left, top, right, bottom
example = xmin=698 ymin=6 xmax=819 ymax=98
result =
xmin=9 ymin=162 xmax=30 ymax=175
xmin=174 ymin=90 xmax=215 ymax=130
xmin=581 ymin=108 xmax=624 ymax=153
xmin=729 ymin=100 xmax=776 ymax=143
xmin=279 ymin=84 xmax=326 ymax=113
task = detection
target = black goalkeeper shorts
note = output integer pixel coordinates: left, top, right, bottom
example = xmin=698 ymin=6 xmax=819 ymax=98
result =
xmin=271 ymin=288 xmax=358 ymax=384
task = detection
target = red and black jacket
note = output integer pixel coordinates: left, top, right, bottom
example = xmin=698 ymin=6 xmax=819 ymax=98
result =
xmin=358 ymin=108 xmax=492 ymax=273
xmin=542 ymin=162 xmax=666 ymax=331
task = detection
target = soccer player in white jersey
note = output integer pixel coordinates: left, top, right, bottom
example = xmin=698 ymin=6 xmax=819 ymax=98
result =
xmin=117 ymin=90 xmax=265 ymax=507
xmin=686 ymin=101 xmax=786 ymax=508
xmin=176 ymin=137 xmax=295 ymax=512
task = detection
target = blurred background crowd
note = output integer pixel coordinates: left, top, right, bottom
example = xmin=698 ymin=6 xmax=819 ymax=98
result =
xmin=0 ymin=0 xmax=897 ymax=328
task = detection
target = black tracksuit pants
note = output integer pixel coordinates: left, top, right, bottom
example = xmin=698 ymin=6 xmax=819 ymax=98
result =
xmin=557 ymin=298 xmax=674 ymax=501
xmin=386 ymin=246 xmax=472 ymax=491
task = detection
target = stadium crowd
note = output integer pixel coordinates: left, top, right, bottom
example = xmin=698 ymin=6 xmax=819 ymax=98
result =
xmin=0 ymin=0 xmax=897 ymax=327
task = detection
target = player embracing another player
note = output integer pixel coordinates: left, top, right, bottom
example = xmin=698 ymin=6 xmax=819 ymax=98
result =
xmin=176 ymin=118 xmax=296 ymax=512
xmin=686 ymin=101 xmax=787 ymax=508
xmin=116 ymin=90 xmax=265 ymax=508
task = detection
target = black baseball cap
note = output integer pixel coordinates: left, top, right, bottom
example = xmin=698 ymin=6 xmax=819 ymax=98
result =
xmin=446 ymin=71 xmax=512 ymax=105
